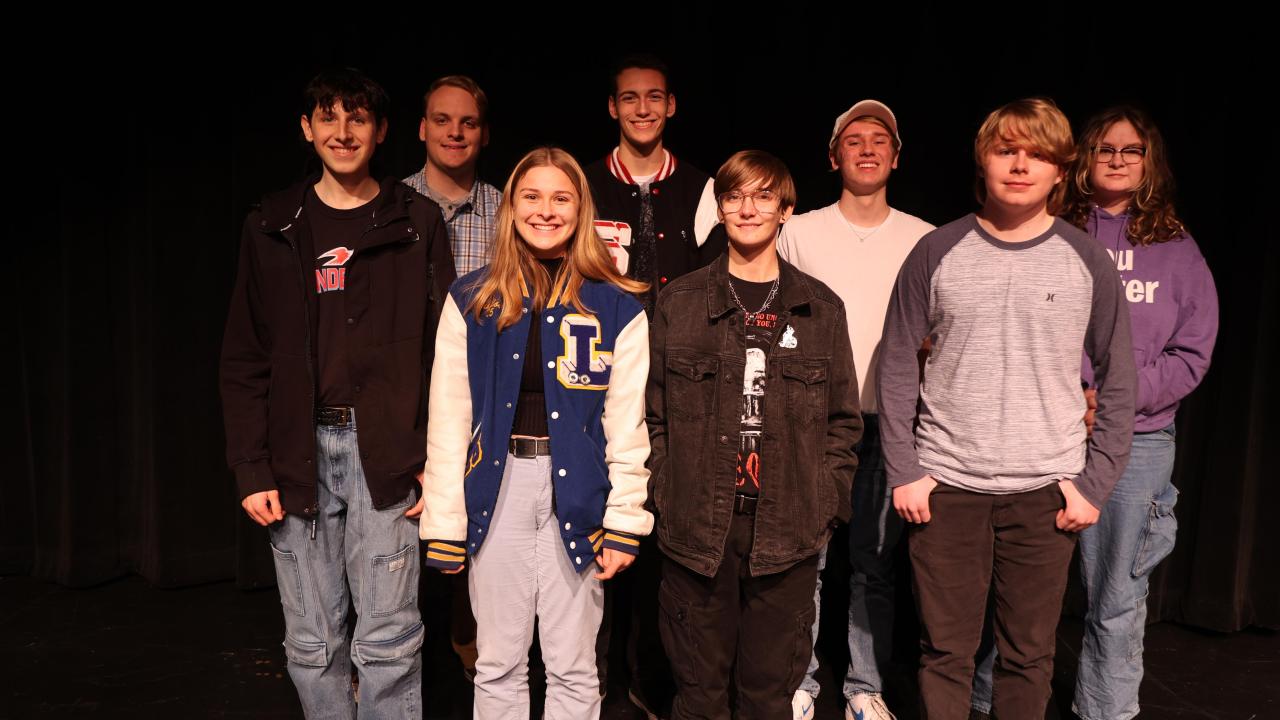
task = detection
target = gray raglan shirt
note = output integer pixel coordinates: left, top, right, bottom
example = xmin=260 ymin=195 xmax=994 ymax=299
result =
xmin=876 ymin=214 xmax=1136 ymax=509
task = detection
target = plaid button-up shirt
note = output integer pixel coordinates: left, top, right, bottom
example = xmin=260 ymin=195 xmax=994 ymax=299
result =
xmin=402 ymin=169 xmax=501 ymax=276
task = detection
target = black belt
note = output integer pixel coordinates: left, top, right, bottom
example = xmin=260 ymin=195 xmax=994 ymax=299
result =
xmin=733 ymin=493 xmax=758 ymax=515
xmin=509 ymin=437 xmax=551 ymax=458
xmin=316 ymin=406 xmax=354 ymax=426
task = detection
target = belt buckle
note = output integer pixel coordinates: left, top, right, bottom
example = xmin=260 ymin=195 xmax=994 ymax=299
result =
xmin=316 ymin=406 xmax=353 ymax=426
xmin=733 ymin=493 xmax=758 ymax=515
xmin=509 ymin=437 xmax=548 ymax=458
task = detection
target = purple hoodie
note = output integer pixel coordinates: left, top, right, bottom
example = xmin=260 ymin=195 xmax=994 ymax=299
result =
xmin=1081 ymin=206 xmax=1219 ymax=432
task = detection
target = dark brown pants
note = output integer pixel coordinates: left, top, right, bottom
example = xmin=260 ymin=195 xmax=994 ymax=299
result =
xmin=659 ymin=512 xmax=819 ymax=720
xmin=909 ymin=483 xmax=1077 ymax=720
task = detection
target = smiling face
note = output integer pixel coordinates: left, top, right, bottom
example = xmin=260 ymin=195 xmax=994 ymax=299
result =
xmin=513 ymin=165 xmax=579 ymax=259
xmin=719 ymin=178 xmax=794 ymax=254
xmin=419 ymin=84 xmax=487 ymax=174
xmin=608 ymin=68 xmax=675 ymax=152
xmin=980 ymin=137 xmax=1064 ymax=215
xmin=300 ymin=101 xmax=386 ymax=181
xmin=830 ymin=118 xmax=899 ymax=194
xmin=1090 ymin=119 xmax=1146 ymax=212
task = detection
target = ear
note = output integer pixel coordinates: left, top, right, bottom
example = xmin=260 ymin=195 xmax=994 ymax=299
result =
xmin=828 ymin=150 xmax=839 ymax=172
xmin=666 ymin=93 xmax=677 ymax=118
xmin=608 ymin=95 xmax=619 ymax=120
xmin=890 ymin=150 xmax=900 ymax=170
xmin=375 ymin=118 xmax=388 ymax=144
xmin=779 ymin=206 xmax=794 ymax=223
xmin=418 ymin=117 xmax=428 ymax=142
xmin=300 ymin=115 xmax=314 ymax=142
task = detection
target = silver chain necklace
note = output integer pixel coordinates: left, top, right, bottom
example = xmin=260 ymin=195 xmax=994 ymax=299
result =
xmin=842 ymin=213 xmax=887 ymax=242
xmin=727 ymin=275 xmax=780 ymax=323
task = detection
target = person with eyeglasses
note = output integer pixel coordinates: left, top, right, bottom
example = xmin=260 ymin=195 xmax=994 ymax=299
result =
xmin=646 ymin=149 xmax=862 ymax=719
xmin=878 ymin=98 xmax=1137 ymax=720
xmin=778 ymin=99 xmax=935 ymax=720
xmin=968 ymin=106 xmax=1218 ymax=720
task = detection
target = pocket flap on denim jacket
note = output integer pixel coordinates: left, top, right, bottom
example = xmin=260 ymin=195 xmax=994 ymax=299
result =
xmin=781 ymin=360 xmax=827 ymax=384
xmin=667 ymin=355 xmax=718 ymax=381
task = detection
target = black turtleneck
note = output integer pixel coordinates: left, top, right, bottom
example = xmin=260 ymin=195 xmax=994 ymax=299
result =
xmin=511 ymin=257 xmax=564 ymax=437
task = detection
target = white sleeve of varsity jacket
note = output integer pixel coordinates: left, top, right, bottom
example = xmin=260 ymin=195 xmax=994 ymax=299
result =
xmin=600 ymin=310 xmax=655 ymax=537
xmin=420 ymin=294 xmax=472 ymax=545
xmin=694 ymin=179 xmax=719 ymax=247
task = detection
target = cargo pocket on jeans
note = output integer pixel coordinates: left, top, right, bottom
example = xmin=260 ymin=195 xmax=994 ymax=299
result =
xmin=353 ymin=621 xmax=425 ymax=665
xmin=270 ymin=544 xmax=306 ymax=617
xmin=658 ymin=580 xmax=700 ymax=688
xmin=1132 ymin=485 xmax=1179 ymax=577
xmin=283 ymin=634 xmax=329 ymax=667
xmin=786 ymin=603 xmax=818 ymax=694
xmin=370 ymin=544 xmax=417 ymax=617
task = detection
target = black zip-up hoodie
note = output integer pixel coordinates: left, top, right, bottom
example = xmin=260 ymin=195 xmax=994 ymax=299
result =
xmin=220 ymin=176 xmax=455 ymax=516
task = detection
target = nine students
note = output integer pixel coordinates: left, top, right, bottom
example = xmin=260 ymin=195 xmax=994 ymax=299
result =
xmin=222 ymin=61 xmax=1216 ymax=719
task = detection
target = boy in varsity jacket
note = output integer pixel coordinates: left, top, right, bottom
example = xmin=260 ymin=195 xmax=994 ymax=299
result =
xmin=585 ymin=54 xmax=723 ymax=314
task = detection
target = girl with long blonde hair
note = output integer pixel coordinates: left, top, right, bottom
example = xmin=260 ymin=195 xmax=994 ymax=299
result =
xmin=419 ymin=147 xmax=653 ymax=719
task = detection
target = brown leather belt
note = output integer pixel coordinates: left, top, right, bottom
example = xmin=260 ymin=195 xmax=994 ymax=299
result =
xmin=733 ymin=493 xmax=758 ymax=515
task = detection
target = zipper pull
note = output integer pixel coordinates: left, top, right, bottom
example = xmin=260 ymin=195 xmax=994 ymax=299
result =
xmin=310 ymin=519 xmax=317 ymax=540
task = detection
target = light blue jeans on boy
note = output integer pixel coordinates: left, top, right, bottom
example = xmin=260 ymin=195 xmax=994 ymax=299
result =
xmin=971 ymin=424 xmax=1177 ymax=720
xmin=268 ymin=418 xmax=424 ymax=719
xmin=800 ymin=415 xmax=903 ymax=702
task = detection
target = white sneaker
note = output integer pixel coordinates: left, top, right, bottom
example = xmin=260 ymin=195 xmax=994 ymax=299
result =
xmin=845 ymin=692 xmax=896 ymax=720
xmin=791 ymin=689 xmax=816 ymax=720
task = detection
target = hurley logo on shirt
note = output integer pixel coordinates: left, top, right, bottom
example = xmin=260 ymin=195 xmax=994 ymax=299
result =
xmin=316 ymin=246 xmax=354 ymax=293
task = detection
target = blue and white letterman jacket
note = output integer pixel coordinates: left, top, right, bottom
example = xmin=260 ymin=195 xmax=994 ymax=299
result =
xmin=420 ymin=270 xmax=654 ymax=572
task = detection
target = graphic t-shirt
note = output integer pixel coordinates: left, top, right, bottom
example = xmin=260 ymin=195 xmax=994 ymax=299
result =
xmin=731 ymin=276 xmax=783 ymax=497
xmin=307 ymin=187 xmax=376 ymax=407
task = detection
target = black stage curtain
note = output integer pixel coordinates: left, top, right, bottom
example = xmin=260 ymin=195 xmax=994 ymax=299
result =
xmin=7 ymin=19 xmax=1275 ymax=630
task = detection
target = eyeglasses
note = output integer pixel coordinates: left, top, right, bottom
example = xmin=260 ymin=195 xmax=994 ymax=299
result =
xmin=1095 ymin=145 xmax=1146 ymax=165
xmin=717 ymin=189 xmax=781 ymax=214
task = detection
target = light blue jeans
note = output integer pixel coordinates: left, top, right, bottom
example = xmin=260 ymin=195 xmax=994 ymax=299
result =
xmin=971 ymin=424 xmax=1177 ymax=719
xmin=800 ymin=415 xmax=902 ymax=701
xmin=268 ymin=419 xmax=424 ymax=719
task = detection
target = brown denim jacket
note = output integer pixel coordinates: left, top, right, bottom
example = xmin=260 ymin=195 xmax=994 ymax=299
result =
xmin=647 ymin=254 xmax=863 ymax=577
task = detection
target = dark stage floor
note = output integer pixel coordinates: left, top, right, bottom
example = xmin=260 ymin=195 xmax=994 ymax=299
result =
xmin=3 ymin=573 xmax=1276 ymax=719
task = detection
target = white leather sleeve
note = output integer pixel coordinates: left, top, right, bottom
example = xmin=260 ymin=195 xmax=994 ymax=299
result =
xmin=600 ymin=310 xmax=655 ymax=536
xmin=420 ymin=294 xmax=472 ymax=542
xmin=694 ymin=178 xmax=720 ymax=247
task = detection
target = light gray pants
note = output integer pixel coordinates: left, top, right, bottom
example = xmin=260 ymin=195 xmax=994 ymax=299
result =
xmin=469 ymin=453 xmax=604 ymax=720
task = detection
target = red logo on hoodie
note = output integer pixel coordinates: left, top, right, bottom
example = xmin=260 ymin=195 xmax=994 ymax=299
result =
xmin=316 ymin=246 xmax=354 ymax=293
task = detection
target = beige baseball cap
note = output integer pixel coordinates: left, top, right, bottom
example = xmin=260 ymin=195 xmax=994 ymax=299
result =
xmin=829 ymin=99 xmax=901 ymax=152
